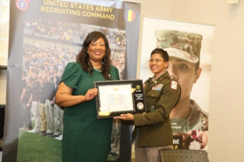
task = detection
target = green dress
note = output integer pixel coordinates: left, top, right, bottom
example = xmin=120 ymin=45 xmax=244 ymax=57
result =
xmin=60 ymin=62 xmax=120 ymax=162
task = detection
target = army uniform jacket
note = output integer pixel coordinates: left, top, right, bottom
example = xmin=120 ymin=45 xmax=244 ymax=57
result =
xmin=133 ymin=71 xmax=181 ymax=147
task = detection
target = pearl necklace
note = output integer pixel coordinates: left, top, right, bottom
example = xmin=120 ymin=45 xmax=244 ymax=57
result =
xmin=94 ymin=68 xmax=102 ymax=72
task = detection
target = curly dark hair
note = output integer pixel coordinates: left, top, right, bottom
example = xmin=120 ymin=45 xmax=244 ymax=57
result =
xmin=76 ymin=31 xmax=111 ymax=80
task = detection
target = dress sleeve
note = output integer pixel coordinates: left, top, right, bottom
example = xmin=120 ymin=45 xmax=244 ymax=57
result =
xmin=110 ymin=65 xmax=120 ymax=80
xmin=60 ymin=62 xmax=81 ymax=90
xmin=114 ymin=67 xmax=120 ymax=80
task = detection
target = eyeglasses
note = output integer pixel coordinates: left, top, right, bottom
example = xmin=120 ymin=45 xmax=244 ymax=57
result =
xmin=148 ymin=59 xmax=163 ymax=63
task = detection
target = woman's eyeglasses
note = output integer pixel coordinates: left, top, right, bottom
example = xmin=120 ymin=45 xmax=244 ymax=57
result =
xmin=148 ymin=59 xmax=163 ymax=63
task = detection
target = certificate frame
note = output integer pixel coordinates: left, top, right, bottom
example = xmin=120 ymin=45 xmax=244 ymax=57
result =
xmin=94 ymin=80 xmax=145 ymax=119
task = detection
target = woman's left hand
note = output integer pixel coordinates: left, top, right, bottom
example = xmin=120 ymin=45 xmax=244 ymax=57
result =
xmin=114 ymin=113 xmax=134 ymax=120
xmin=85 ymin=88 xmax=98 ymax=101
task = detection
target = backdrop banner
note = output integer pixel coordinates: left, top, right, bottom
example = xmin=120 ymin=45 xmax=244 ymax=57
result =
xmin=4 ymin=0 xmax=140 ymax=161
xmin=140 ymin=17 xmax=214 ymax=151
xmin=0 ymin=0 xmax=9 ymax=67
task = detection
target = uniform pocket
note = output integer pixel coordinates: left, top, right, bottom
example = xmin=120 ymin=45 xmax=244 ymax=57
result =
xmin=147 ymin=91 xmax=161 ymax=98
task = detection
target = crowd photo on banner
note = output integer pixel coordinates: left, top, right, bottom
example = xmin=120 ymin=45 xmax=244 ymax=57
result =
xmin=0 ymin=0 xmax=9 ymax=66
xmin=18 ymin=19 xmax=126 ymax=161
xmin=5 ymin=0 xmax=142 ymax=161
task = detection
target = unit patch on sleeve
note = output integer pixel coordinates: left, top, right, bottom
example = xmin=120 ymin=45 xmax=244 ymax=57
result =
xmin=170 ymin=81 xmax=178 ymax=90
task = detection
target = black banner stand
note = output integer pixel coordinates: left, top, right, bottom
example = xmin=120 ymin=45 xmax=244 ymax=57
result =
xmin=0 ymin=104 xmax=5 ymax=152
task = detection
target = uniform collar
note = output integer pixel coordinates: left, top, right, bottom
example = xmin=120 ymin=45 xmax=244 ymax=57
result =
xmin=152 ymin=71 xmax=169 ymax=82
xmin=144 ymin=71 xmax=170 ymax=92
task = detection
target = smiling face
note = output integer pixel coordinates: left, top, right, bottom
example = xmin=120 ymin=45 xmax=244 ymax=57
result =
xmin=87 ymin=37 xmax=106 ymax=64
xmin=149 ymin=53 xmax=169 ymax=78
xmin=167 ymin=57 xmax=201 ymax=101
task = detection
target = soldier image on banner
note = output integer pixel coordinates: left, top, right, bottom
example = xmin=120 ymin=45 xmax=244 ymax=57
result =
xmin=155 ymin=30 xmax=209 ymax=150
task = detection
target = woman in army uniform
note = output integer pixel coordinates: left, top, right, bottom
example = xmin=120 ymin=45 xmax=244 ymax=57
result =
xmin=115 ymin=48 xmax=181 ymax=162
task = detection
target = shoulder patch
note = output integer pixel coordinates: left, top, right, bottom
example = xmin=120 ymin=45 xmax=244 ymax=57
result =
xmin=170 ymin=81 xmax=178 ymax=90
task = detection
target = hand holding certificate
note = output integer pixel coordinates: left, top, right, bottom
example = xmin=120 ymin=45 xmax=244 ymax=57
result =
xmin=114 ymin=113 xmax=134 ymax=120
xmin=94 ymin=80 xmax=145 ymax=119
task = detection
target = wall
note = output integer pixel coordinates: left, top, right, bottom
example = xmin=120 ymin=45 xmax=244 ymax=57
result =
xmin=209 ymin=2 xmax=244 ymax=162
xmin=136 ymin=0 xmax=244 ymax=161
xmin=1 ymin=0 xmax=244 ymax=161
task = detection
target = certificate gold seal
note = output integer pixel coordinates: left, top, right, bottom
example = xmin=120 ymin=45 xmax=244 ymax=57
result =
xmin=137 ymin=102 xmax=144 ymax=110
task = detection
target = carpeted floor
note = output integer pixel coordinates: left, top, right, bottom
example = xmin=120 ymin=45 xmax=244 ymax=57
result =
xmin=0 ymin=138 xmax=133 ymax=162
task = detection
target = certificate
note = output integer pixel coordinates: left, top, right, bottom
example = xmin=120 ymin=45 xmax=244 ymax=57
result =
xmin=94 ymin=80 xmax=145 ymax=119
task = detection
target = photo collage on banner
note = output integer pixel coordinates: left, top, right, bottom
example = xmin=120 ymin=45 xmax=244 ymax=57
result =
xmin=5 ymin=0 xmax=140 ymax=162
xmin=140 ymin=17 xmax=215 ymax=151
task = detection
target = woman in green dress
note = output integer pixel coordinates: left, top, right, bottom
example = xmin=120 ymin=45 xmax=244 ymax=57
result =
xmin=55 ymin=31 xmax=120 ymax=162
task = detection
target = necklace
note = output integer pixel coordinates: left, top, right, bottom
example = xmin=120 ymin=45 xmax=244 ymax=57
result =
xmin=94 ymin=68 xmax=102 ymax=72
